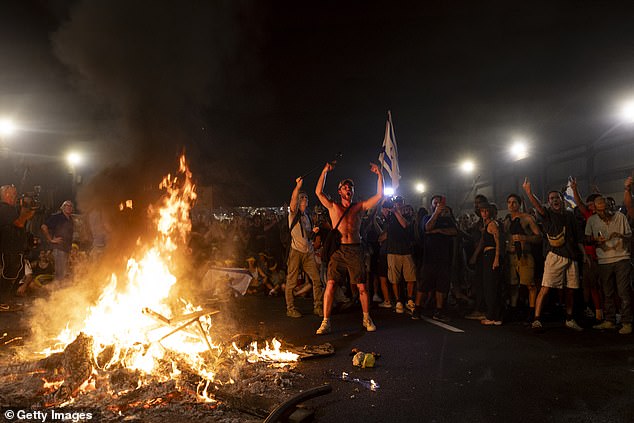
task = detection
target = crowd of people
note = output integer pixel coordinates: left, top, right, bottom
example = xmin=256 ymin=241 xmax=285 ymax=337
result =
xmin=3 ymin=168 xmax=633 ymax=338
xmin=190 ymin=169 xmax=634 ymax=336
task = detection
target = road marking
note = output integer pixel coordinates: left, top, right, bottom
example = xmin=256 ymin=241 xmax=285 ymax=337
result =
xmin=421 ymin=317 xmax=465 ymax=333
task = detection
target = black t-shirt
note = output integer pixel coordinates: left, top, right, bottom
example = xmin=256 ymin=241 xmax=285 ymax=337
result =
xmin=386 ymin=213 xmax=412 ymax=255
xmin=0 ymin=202 xmax=27 ymax=254
xmin=423 ymin=214 xmax=456 ymax=263
xmin=541 ymin=208 xmax=581 ymax=259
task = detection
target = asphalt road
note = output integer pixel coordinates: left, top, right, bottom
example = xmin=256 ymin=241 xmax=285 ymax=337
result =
xmin=236 ymin=295 xmax=634 ymax=423
xmin=1 ymin=293 xmax=633 ymax=423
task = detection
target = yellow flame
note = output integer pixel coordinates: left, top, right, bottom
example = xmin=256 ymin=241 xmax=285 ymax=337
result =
xmin=42 ymin=155 xmax=297 ymax=401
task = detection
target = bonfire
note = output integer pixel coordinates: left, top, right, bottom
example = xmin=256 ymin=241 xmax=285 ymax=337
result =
xmin=0 ymin=156 xmax=309 ymax=422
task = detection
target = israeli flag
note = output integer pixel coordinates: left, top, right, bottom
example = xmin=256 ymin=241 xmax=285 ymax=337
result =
xmin=378 ymin=111 xmax=401 ymax=191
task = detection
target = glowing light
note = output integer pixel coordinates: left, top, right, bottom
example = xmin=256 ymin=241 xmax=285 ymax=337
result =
xmin=0 ymin=118 xmax=15 ymax=136
xmin=384 ymin=187 xmax=395 ymax=196
xmin=621 ymin=100 xmax=634 ymax=123
xmin=460 ymin=160 xmax=475 ymax=173
xmin=415 ymin=183 xmax=426 ymax=193
xmin=66 ymin=151 xmax=82 ymax=166
xmin=510 ymin=140 xmax=529 ymax=161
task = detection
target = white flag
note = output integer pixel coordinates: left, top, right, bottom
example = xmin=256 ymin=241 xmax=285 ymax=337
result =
xmin=378 ymin=111 xmax=401 ymax=191
xmin=564 ymin=181 xmax=577 ymax=208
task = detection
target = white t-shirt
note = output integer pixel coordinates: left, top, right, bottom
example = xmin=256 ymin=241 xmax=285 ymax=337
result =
xmin=585 ymin=212 xmax=631 ymax=264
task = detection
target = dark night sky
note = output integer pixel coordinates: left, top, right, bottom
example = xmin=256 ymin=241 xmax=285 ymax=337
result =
xmin=2 ymin=0 xmax=634 ymax=207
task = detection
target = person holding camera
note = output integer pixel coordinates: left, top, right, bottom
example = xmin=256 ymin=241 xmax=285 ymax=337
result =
xmin=0 ymin=185 xmax=36 ymax=311
xmin=384 ymin=196 xmax=417 ymax=314
xmin=41 ymin=200 xmax=75 ymax=283
xmin=314 ymin=161 xmax=383 ymax=335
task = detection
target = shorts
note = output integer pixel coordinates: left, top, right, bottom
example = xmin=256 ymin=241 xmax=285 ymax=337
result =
xmin=508 ymin=254 xmax=535 ymax=286
xmin=541 ymin=252 xmax=580 ymax=289
xmin=387 ymin=253 xmax=417 ymax=284
xmin=327 ymin=244 xmax=365 ymax=284
xmin=420 ymin=260 xmax=451 ymax=294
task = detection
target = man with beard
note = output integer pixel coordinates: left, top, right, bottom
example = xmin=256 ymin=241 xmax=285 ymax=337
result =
xmin=522 ymin=178 xmax=586 ymax=332
xmin=315 ymin=162 xmax=383 ymax=334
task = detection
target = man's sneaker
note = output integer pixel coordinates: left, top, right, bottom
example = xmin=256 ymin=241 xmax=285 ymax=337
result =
xmin=432 ymin=310 xmax=450 ymax=323
xmin=619 ymin=323 xmax=632 ymax=335
xmin=465 ymin=311 xmax=486 ymax=320
xmin=316 ymin=319 xmax=331 ymax=335
xmin=531 ymin=319 xmax=543 ymax=330
xmin=593 ymin=320 xmax=616 ymax=330
xmin=378 ymin=300 xmax=392 ymax=309
xmin=481 ymin=319 xmax=502 ymax=326
xmin=286 ymin=309 xmax=302 ymax=318
xmin=406 ymin=299 xmax=416 ymax=314
xmin=565 ymin=319 xmax=583 ymax=332
xmin=314 ymin=307 xmax=324 ymax=317
xmin=411 ymin=307 xmax=421 ymax=320
xmin=395 ymin=301 xmax=404 ymax=314
xmin=372 ymin=293 xmax=382 ymax=303
xmin=363 ymin=317 xmax=377 ymax=332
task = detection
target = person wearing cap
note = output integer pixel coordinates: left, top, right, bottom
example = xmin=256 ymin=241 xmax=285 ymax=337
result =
xmin=314 ymin=161 xmax=384 ymax=334
xmin=284 ymin=177 xmax=324 ymax=318
xmin=41 ymin=200 xmax=75 ymax=282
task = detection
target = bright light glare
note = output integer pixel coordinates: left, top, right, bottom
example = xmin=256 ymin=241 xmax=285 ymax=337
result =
xmin=621 ymin=101 xmax=634 ymax=123
xmin=415 ymin=183 xmax=426 ymax=193
xmin=510 ymin=141 xmax=528 ymax=161
xmin=384 ymin=187 xmax=395 ymax=197
xmin=460 ymin=160 xmax=475 ymax=173
xmin=66 ymin=152 xmax=82 ymax=166
xmin=0 ymin=118 xmax=15 ymax=136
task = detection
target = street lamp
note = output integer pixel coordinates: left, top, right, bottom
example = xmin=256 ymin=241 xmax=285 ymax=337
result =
xmin=460 ymin=159 xmax=475 ymax=174
xmin=510 ymin=139 xmax=529 ymax=161
xmin=415 ymin=182 xmax=426 ymax=193
xmin=0 ymin=118 xmax=15 ymax=137
xmin=66 ymin=151 xmax=83 ymax=167
xmin=620 ymin=100 xmax=634 ymax=124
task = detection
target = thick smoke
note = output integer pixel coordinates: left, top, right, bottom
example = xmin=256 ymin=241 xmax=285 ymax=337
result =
xmin=26 ymin=1 xmax=266 ymax=341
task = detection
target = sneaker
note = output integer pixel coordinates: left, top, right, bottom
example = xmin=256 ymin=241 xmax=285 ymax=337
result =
xmin=411 ymin=307 xmax=421 ymax=320
xmin=432 ymin=310 xmax=450 ymax=323
xmin=378 ymin=300 xmax=392 ymax=309
xmin=395 ymin=301 xmax=404 ymax=314
xmin=286 ymin=309 xmax=302 ymax=318
xmin=583 ymin=307 xmax=595 ymax=319
xmin=531 ymin=320 xmax=543 ymax=330
xmin=316 ymin=319 xmax=331 ymax=335
xmin=363 ymin=317 xmax=377 ymax=332
xmin=314 ymin=307 xmax=324 ymax=317
xmin=372 ymin=293 xmax=382 ymax=303
xmin=406 ymin=299 xmax=416 ymax=314
xmin=565 ymin=319 xmax=583 ymax=332
xmin=465 ymin=311 xmax=486 ymax=320
xmin=481 ymin=319 xmax=503 ymax=326
xmin=593 ymin=320 xmax=616 ymax=330
xmin=619 ymin=323 xmax=632 ymax=335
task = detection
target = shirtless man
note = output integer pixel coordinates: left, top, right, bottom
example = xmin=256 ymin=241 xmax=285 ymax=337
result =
xmin=315 ymin=161 xmax=383 ymax=334
xmin=504 ymin=193 xmax=542 ymax=321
